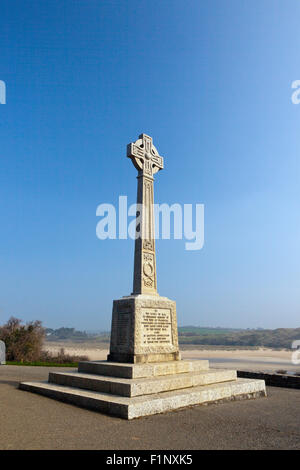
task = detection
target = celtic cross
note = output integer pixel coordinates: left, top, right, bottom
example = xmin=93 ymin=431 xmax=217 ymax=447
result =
xmin=127 ymin=134 xmax=164 ymax=295
xmin=127 ymin=133 xmax=164 ymax=178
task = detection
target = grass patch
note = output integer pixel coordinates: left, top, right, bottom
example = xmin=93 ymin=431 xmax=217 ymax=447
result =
xmin=5 ymin=348 xmax=89 ymax=366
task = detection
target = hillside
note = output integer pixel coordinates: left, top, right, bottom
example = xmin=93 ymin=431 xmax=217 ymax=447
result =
xmin=178 ymin=327 xmax=300 ymax=349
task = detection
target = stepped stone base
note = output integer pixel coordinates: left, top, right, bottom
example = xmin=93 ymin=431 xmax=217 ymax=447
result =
xmin=107 ymin=351 xmax=181 ymax=364
xmin=78 ymin=359 xmax=210 ymax=378
xmin=19 ymin=360 xmax=267 ymax=419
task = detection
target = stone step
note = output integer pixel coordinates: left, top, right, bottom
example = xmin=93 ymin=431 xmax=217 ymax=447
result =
xmin=19 ymin=378 xmax=266 ymax=420
xmin=77 ymin=359 xmax=209 ymax=379
xmin=48 ymin=369 xmax=237 ymax=397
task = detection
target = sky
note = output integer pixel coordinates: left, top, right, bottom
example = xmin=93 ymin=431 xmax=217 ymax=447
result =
xmin=0 ymin=0 xmax=300 ymax=330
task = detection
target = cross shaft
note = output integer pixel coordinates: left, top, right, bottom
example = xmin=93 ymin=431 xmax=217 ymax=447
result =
xmin=127 ymin=134 xmax=164 ymax=295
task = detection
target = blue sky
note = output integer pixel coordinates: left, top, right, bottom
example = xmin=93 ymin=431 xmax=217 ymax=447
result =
xmin=0 ymin=0 xmax=300 ymax=330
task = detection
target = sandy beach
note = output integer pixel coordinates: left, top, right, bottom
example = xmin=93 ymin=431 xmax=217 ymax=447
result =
xmin=43 ymin=341 xmax=300 ymax=374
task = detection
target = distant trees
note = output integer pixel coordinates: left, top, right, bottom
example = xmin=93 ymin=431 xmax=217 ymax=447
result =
xmin=0 ymin=317 xmax=44 ymax=361
xmin=45 ymin=327 xmax=89 ymax=341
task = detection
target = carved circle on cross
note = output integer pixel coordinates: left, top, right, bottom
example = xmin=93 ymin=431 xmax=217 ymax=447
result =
xmin=143 ymin=261 xmax=154 ymax=277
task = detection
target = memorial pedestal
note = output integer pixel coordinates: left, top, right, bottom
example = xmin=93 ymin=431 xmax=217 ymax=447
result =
xmin=107 ymin=295 xmax=180 ymax=364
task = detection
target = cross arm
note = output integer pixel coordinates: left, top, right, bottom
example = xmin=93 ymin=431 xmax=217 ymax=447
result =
xmin=127 ymin=143 xmax=144 ymax=171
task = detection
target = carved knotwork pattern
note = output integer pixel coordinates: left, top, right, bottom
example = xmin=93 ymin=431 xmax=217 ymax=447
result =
xmin=143 ymin=277 xmax=153 ymax=287
xmin=144 ymin=160 xmax=152 ymax=176
xmin=143 ymin=239 xmax=154 ymax=250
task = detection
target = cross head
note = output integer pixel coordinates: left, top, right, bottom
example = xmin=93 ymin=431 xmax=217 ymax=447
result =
xmin=127 ymin=133 xmax=164 ymax=177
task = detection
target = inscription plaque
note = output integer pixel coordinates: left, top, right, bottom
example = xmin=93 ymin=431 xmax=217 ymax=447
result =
xmin=116 ymin=312 xmax=131 ymax=346
xmin=140 ymin=308 xmax=173 ymax=346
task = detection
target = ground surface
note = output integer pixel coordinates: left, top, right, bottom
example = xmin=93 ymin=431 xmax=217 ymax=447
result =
xmin=1 ymin=365 xmax=300 ymax=450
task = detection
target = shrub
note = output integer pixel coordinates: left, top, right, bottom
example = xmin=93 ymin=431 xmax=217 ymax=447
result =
xmin=0 ymin=317 xmax=44 ymax=362
xmin=40 ymin=348 xmax=89 ymax=364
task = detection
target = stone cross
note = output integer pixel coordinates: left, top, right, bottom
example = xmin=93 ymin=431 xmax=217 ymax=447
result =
xmin=127 ymin=134 xmax=164 ymax=295
xmin=0 ymin=340 xmax=6 ymax=365
xmin=107 ymin=134 xmax=180 ymax=364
